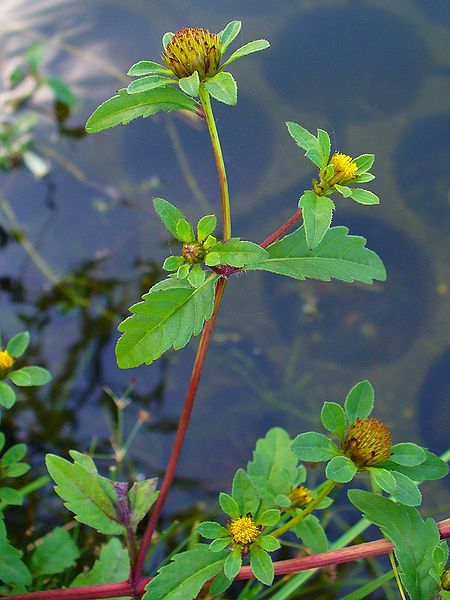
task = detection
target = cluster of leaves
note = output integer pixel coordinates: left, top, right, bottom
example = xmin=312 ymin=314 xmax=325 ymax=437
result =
xmin=0 ymin=331 xmax=51 ymax=409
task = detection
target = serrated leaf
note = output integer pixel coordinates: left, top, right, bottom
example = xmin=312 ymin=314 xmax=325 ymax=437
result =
xmin=0 ymin=545 xmax=32 ymax=586
xmin=204 ymin=252 xmax=220 ymax=266
xmin=219 ymin=492 xmax=240 ymax=519
xmin=179 ymin=71 xmax=200 ymax=97
xmin=320 ymin=402 xmax=347 ymax=441
xmin=390 ymin=471 xmax=422 ymax=507
xmin=187 ymin=264 xmax=206 ymax=288
xmin=176 ymin=218 xmax=195 ymax=242
xmin=317 ymin=129 xmax=331 ymax=165
xmin=0 ymin=383 xmax=16 ymax=409
xmin=222 ymin=39 xmax=270 ymax=68
xmin=350 ymin=188 xmax=380 ymax=205
xmin=6 ymin=332 xmax=30 ymax=357
xmin=127 ymin=75 xmax=176 ymax=94
xmin=209 ymin=538 xmax=231 ymax=552
xmin=250 ymin=545 xmax=274 ymax=586
xmin=116 ymin=275 xmax=219 ymax=368
xmin=127 ymin=60 xmax=173 ymax=76
xmin=177 ymin=263 xmax=190 ymax=279
xmin=197 ymin=215 xmax=216 ymax=243
xmin=247 ymin=226 xmax=386 ymax=284
xmin=204 ymin=72 xmax=237 ymax=105
xmin=295 ymin=515 xmax=328 ymax=553
xmin=286 ymin=121 xmax=322 ymax=168
xmin=209 ymin=238 xmax=268 ymax=267
xmin=348 ymin=490 xmax=441 ymax=600
xmin=85 ymin=87 xmax=198 ymax=133
xmin=390 ymin=443 xmax=426 ymax=467
xmin=224 ymin=547 xmax=242 ymax=581
xmin=197 ymin=521 xmax=230 ymax=540
xmin=209 ymin=570 xmax=233 ymax=596
xmin=291 ymin=432 xmax=339 ymax=462
xmin=325 ymin=456 xmax=357 ymax=483
xmin=218 ymin=21 xmax=242 ymax=53
xmin=378 ymin=450 xmax=448 ymax=482
xmin=128 ymin=478 xmax=158 ymax=532
xmin=334 ymin=184 xmax=353 ymax=198
xmin=153 ymin=198 xmax=186 ymax=239
xmin=354 ymin=154 xmax=375 ymax=174
xmin=369 ymin=468 xmax=398 ymax=495
xmin=70 ymin=538 xmax=129 ymax=594
xmin=163 ymin=256 xmax=184 ymax=272
xmin=344 ymin=380 xmax=374 ymax=424
xmin=232 ymin=469 xmax=259 ymax=515
xmin=354 ymin=173 xmax=375 ymax=183
xmin=30 ymin=527 xmax=80 ymax=576
xmin=299 ymin=191 xmax=334 ymax=249
xmin=258 ymin=509 xmax=280 ymax=527
xmin=258 ymin=535 xmax=281 ymax=552
xmin=143 ymin=545 xmax=227 ymax=600
xmin=45 ymin=454 xmax=125 ymax=535
xmin=8 ymin=366 xmax=51 ymax=386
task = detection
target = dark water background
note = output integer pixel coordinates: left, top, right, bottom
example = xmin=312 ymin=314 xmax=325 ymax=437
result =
xmin=1 ymin=0 xmax=450 ymax=596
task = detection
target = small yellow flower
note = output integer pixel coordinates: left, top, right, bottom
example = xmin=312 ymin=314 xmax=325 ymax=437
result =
xmin=288 ymin=485 xmax=312 ymax=509
xmin=329 ymin=152 xmax=357 ymax=184
xmin=181 ymin=241 xmax=207 ymax=264
xmin=0 ymin=349 xmax=14 ymax=370
xmin=229 ymin=514 xmax=261 ymax=549
xmin=343 ymin=418 xmax=393 ymax=468
xmin=162 ymin=27 xmax=222 ymax=80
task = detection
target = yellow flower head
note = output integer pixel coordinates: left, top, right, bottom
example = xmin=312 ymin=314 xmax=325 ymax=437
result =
xmin=0 ymin=349 xmax=14 ymax=370
xmin=162 ymin=27 xmax=222 ymax=80
xmin=182 ymin=241 xmax=206 ymax=264
xmin=288 ymin=485 xmax=312 ymax=509
xmin=229 ymin=514 xmax=261 ymax=549
xmin=343 ymin=418 xmax=393 ymax=468
xmin=330 ymin=152 xmax=357 ymax=184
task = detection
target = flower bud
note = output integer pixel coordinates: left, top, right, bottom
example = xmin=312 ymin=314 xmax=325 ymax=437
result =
xmin=343 ymin=418 xmax=392 ymax=467
xmin=182 ymin=241 xmax=206 ymax=264
xmin=162 ymin=27 xmax=221 ymax=80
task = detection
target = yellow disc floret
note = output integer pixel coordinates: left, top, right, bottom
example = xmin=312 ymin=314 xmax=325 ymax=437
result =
xmin=288 ymin=485 xmax=313 ymax=509
xmin=0 ymin=349 xmax=14 ymax=370
xmin=162 ymin=27 xmax=221 ymax=80
xmin=343 ymin=418 xmax=393 ymax=468
xmin=229 ymin=515 xmax=260 ymax=548
xmin=330 ymin=152 xmax=357 ymax=184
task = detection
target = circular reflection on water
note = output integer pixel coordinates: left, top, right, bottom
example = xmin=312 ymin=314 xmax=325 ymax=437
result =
xmin=396 ymin=114 xmax=450 ymax=233
xmin=265 ymin=5 xmax=428 ymax=122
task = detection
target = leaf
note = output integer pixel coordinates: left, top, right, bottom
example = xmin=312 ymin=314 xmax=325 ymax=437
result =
xmin=354 ymin=173 xmax=375 ymax=183
xmin=0 ymin=545 xmax=32 ymax=587
xmin=389 ymin=471 xmax=422 ymax=507
xmin=317 ymin=129 xmax=331 ymax=165
xmin=128 ymin=478 xmax=158 ymax=532
xmin=209 ymin=238 xmax=268 ymax=267
xmin=247 ymin=226 xmax=386 ymax=284
xmin=30 ymin=527 xmax=80 ymax=576
xmin=344 ymin=380 xmax=374 ymax=424
xmin=390 ymin=443 xmax=426 ymax=467
xmin=218 ymin=21 xmax=242 ymax=53
xmin=258 ymin=535 xmax=281 ymax=552
xmin=197 ymin=521 xmax=230 ymax=540
xmin=176 ymin=218 xmax=195 ymax=242
xmin=378 ymin=450 xmax=448 ymax=482
xmin=0 ymin=382 xmax=16 ymax=409
xmin=6 ymin=332 xmax=30 ymax=357
xmin=250 ymin=545 xmax=274 ymax=586
xmin=127 ymin=60 xmax=172 ymax=76
xmin=127 ymin=75 xmax=176 ymax=94
xmin=224 ymin=547 xmax=242 ymax=581
xmin=299 ymin=191 xmax=334 ymax=249
xmin=179 ymin=71 xmax=200 ymax=97
xmin=187 ymin=264 xmax=206 ymax=288
xmin=219 ymin=492 xmax=240 ymax=519
xmin=197 ymin=215 xmax=216 ymax=243
xmin=204 ymin=72 xmax=237 ymax=106
xmin=45 ymin=454 xmax=126 ymax=535
xmin=350 ymin=188 xmax=380 ymax=205
xmin=85 ymin=87 xmax=198 ymax=133
xmin=153 ymin=198 xmax=186 ymax=239
xmin=369 ymin=468 xmax=398 ymax=495
xmin=232 ymin=469 xmax=259 ymax=515
xmin=320 ymin=402 xmax=347 ymax=441
xmin=295 ymin=515 xmax=328 ymax=553
xmin=116 ymin=275 xmax=219 ymax=368
xmin=348 ymin=490 xmax=441 ymax=600
xmin=222 ymin=39 xmax=270 ymax=67
xmin=325 ymin=456 xmax=357 ymax=483
xmin=163 ymin=256 xmax=184 ymax=272
xmin=286 ymin=121 xmax=322 ymax=168
xmin=45 ymin=77 xmax=77 ymax=106
xmin=0 ymin=488 xmax=23 ymax=506
xmin=143 ymin=545 xmax=227 ymax=600
xmin=354 ymin=154 xmax=375 ymax=174
xmin=258 ymin=509 xmax=280 ymax=527
xmin=162 ymin=32 xmax=174 ymax=50
xmin=8 ymin=366 xmax=51 ymax=386
xmin=291 ymin=432 xmax=339 ymax=462
xmin=334 ymin=184 xmax=353 ymax=198
xmin=2 ymin=443 xmax=26 ymax=466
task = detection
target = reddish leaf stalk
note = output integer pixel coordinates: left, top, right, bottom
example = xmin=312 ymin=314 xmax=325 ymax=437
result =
xmin=261 ymin=207 xmax=302 ymax=248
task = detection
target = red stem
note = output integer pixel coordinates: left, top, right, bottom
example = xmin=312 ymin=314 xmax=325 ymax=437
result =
xmin=261 ymin=208 xmax=302 ymax=248
xmin=8 ymin=519 xmax=450 ymax=599
xmin=131 ymin=277 xmax=227 ymax=585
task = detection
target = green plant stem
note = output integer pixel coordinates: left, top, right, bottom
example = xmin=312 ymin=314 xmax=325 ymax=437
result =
xmin=131 ymin=277 xmax=227 ymax=587
xmin=388 ymin=551 xmax=407 ymax=600
xmin=271 ymin=480 xmax=337 ymax=538
xmin=198 ymin=86 xmax=231 ymax=241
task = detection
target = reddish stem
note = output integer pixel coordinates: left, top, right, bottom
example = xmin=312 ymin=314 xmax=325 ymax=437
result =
xmin=131 ymin=277 xmax=227 ymax=585
xmin=261 ymin=207 xmax=302 ymax=248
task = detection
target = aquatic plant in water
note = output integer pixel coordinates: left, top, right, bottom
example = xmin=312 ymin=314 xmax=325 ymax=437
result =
xmin=1 ymin=19 xmax=449 ymax=600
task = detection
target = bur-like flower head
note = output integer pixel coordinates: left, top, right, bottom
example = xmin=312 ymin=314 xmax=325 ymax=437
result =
xmin=162 ymin=27 xmax=221 ymax=80
xmin=343 ymin=418 xmax=393 ymax=468
xmin=329 ymin=152 xmax=358 ymax=184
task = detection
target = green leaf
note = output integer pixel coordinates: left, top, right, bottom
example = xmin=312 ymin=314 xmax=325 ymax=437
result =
xmin=334 ymin=184 xmax=353 ymax=198
xmin=85 ymin=87 xmax=198 ymax=133
xmin=188 ymin=264 xmax=206 ymax=288
xmin=209 ymin=238 xmax=268 ymax=267
xmin=344 ymin=380 xmax=374 ymax=424
xmin=2 ymin=443 xmax=26 ymax=466
xmin=179 ymin=71 xmax=200 ymax=97
xmin=390 ymin=471 xmax=422 ymax=506
xmin=258 ymin=535 xmax=281 ymax=552
xmin=176 ymin=218 xmax=195 ymax=243
xmin=197 ymin=521 xmax=229 ymax=540
xmin=320 ymin=402 xmax=347 ymax=441
xmin=224 ymin=547 xmax=242 ymax=580
xmin=247 ymin=428 xmax=301 ymax=510
xmin=0 ymin=488 xmax=23 ymax=506
xmin=143 ymin=545 xmax=227 ymax=600
xmin=197 ymin=215 xmax=217 ymax=243
xmin=317 ymin=129 xmax=331 ymax=165
xmin=163 ymin=256 xmax=184 ymax=272
xmin=153 ymin=198 xmax=186 ymax=239
xmin=295 ymin=515 xmax=328 ymax=553
xmin=204 ymin=251 xmax=220 ymax=266
xmin=45 ymin=454 xmax=126 ymax=535
xmin=390 ymin=443 xmax=426 ymax=467
xmin=128 ymin=478 xmax=158 ymax=532
xmin=348 ymin=490 xmax=441 ymax=600
xmin=247 ymin=226 xmax=386 ymax=284
xmin=116 ymin=275 xmax=219 ymax=368
xmin=0 ymin=545 xmax=32 ymax=587
xmin=162 ymin=32 xmax=174 ymax=50
xmin=354 ymin=154 xmax=375 ymax=174
xmin=127 ymin=60 xmax=172 ymax=76
xmin=209 ymin=538 xmax=231 ymax=553
xmin=219 ymin=492 xmax=240 ymax=520
xmin=45 ymin=77 xmax=77 ymax=106
xmin=204 ymin=72 xmax=237 ymax=105
xmin=70 ymin=538 xmax=129 ymax=592
xmin=30 ymin=527 xmax=80 ymax=576
xmin=232 ymin=469 xmax=259 ymax=515
xmin=250 ymin=545 xmax=274 ymax=586
xmin=350 ymin=188 xmax=380 ymax=205
xmin=325 ymin=456 xmax=357 ymax=483
xmin=299 ymin=191 xmax=334 ymax=249
xmin=291 ymin=432 xmax=339 ymax=462
xmin=258 ymin=509 xmax=280 ymax=527
xmin=379 ymin=450 xmax=448 ymax=482
xmin=6 ymin=332 xmax=30 ymax=357
xmin=177 ymin=263 xmax=190 ymax=279
xmin=369 ymin=468 xmax=398 ymax=495
xmin=286 ymin=121 xmax=322 ymax=168
xmin=218 ymin=21 xmax=242 ymax=53
xmin=354 ymin=173 xmax=375 ymax=184
xmin=8 ymin=366 xmax=51 ymax=387
xmin=222 ymin=39 xmax=270 ymax=68
xmin=0 ymin=383 xmax=16 ymax=409
xmin=209 ymin=570 xmax=233 ymax=596
xmin=127 ymin=75 xmax=176 ymax=94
